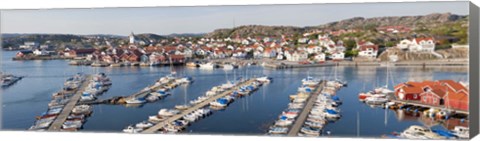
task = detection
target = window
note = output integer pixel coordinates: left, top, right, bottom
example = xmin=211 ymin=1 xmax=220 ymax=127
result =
xmin=423 ymin=96 xmax=427 ymax=101
xmin=413 ymin=94 xmax=417 ymax=99
xmin=433 ymin=98 xmax=437 ymax=103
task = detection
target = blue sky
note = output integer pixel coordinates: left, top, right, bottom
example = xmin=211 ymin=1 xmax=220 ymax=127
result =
xmin=0 ymin=1 xmax=469 ymax=35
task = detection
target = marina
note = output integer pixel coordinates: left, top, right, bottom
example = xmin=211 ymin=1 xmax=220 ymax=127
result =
xmin=47 ymin=75 xmax=92 ymax=131
xmin=140 ymin=78 xmax=262 ymax=133
xmin=1 ymin=51 xmax=470 ymax=137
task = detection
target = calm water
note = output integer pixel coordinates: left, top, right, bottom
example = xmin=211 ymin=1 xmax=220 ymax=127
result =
xmin=1 ymin=51 xmax=468 ymax=138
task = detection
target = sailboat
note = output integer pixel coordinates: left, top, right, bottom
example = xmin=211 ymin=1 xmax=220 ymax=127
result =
xmin=333 ymin=63 xmax=347 ymax=87
xmin=175 ymin=85 xmax=191 ymax=110
xmin=373 ymin=62 xmax=395 ymax=94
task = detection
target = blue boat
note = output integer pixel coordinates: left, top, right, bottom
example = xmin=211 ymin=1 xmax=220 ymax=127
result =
xmin=432 ymin=129 xmax=458 ymax=139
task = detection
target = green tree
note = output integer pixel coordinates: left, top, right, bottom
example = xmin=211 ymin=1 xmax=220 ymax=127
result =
xmin=345 ymin=50 xmax=359 ymax=57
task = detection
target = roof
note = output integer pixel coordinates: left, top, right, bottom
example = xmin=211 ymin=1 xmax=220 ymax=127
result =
xmin=439 ymin=80 xmax=468 ymax=93
xmin=359 ymin=45 xmax=378 ymax=51
xmin=18 ymin=50 xmax=33 ymax=54
xmin=414 ymin=37 xmax=434 ymax=44
xmin=72 ymin=48 xmax=96 ymax=54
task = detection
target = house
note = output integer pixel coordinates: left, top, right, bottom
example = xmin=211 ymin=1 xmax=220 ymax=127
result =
xmin=276 ymin=53 xmax=284 ymax=60
xmin=16 ymin=50 xmax=34 ymax=58
xmin=286 ymin=51 xmax=308 ymax=61
xmin=33 ymin=49 xmax=49 ymax=56
xmin=297 ymin=38 xmax=309 ymax=44
xmin=314 ymin=53 xmax=326 ymax=63
xmin=263 ymin=47 xmax=277 ymax=58
xmin=358 ymin=44 xmax=378 ymax=58
xmin=306 ymin=45 xmax=322 ymax=54
xmin=396 ymin=39 xmax=413 ymax=50
xmin=394 ymin=81 xmax=433 ymax=100
xmin=65 ymin=48 xmax=97 ymax=57
xmin=396 ymin=38 xmax=436 ymax=52
xmin=169 ymin=55 xmax=186 ymax=63
xmin=439 ymin=80 xmax=469 ymax=111
xmin=318 ymin=34 xmax=335 ymax=48
xmin=355 ymin=41 xmax=375 ymax=50
xmin=331 ymin=51 xmax=345 ymax=61
xmin=396 ymin=80 xmax=469 ymax=111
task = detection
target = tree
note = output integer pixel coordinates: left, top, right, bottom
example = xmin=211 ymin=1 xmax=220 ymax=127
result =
xmin=344 ymin=39 xmax=356 ymax=50
xmin=345 ymin=50 xmax=359 ymax=57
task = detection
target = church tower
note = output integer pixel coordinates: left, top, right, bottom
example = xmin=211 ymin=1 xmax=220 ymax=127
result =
xmin=129 ymin=32 xmax=135 ymax=44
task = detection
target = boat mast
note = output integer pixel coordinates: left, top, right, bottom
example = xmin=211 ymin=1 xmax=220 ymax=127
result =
xmin=385 ymin=61 xmax=389 ymax=88
xmin=357 ymin=111 xmax=360 ymax=137
xmin=184 ymin=84 xmax=187 ymax=105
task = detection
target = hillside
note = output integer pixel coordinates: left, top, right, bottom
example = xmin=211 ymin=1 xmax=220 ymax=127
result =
xmin=206 ymin=25 xmax=305 ymax=38
xmin=205 ymin=13 xmax=468 ymax=46
xmin=1 ymin=33 xmax=167 ymax=50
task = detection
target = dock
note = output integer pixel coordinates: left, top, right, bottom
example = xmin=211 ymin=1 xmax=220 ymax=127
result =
xmin=390 ymin=99 xmax=469 ymax=115
xmin=48 ymin=75 xmax=93 ymax=131
xmin=287 ymin=81 xmax=325 ymax=136
xmin=141 ymin=79 xmax=256 ymax=133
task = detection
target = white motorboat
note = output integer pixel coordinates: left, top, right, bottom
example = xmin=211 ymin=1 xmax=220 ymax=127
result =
xmin=301 ymin=126 xmax=320 ymax=136
xmin=158 ymin=109 xmax=180 ymax=117
xmin=223 ymin=64 xmax=234 ymax=70
xmin=451 ymin=126 xmax=469 ymax=139
xmin=365 ymin=96 xmax=388 ymax=105
xmin=305 ymin=121 xmax=324 ymax=129
xmin=269 ymin=127 xmax=288 ymax=134
xmin=302 ymin=76 xmax=320 ymax=86
xmin=199 ymin=62 xmax=216 ymax=70
xmin=123 ymin=125 xmax=143 ymax=133
xmin=400 ymin=125 xmax=446 ymax=139
xmin=146 ymin=94 xmax=160 ymax=102
xmin=125 ymin=98 xmax=146 ymax=104
xmin=135 ymin=121 xmax=153 ymax=129
xmin=256 ymin=76 xmax=271 ymax=83
xmin=150 ymin=90 xmax=170 ymax=98
xmin=148 ymin=115 xmax=165 ymax=123
xmin=175 ymin=104 xmax=191 ymax=110
xmin=72 ymin=105 xmax=92 ymax=114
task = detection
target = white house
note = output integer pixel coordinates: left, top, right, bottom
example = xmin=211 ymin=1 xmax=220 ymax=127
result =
xmin=314 ymin=53 xmax=326 ymax=62
xmin=263 ymin=48 xmax=277 ymax=58
xmin=358 ymin=45 xmax=378 ymax=58
xmin=355 ymin=41 xmax=375 ymax=50
xmin=33 ymin=49 xmax=49 ymax=56
xmin=318 ymin=34 xmax=335 ymax=47
xmin=298 ymin=38 xmax=309 ymax=44
xmin=286 ymin=51 xmax=308 ymax=61
xmin=410 ymin=38 xmax=435 ymax=52
xmin=306 ymin=45 xmax=322 ymax=54
xmin=331 ymin=51 xmax=345 ymax=61
xmin=396 ymin=39 xmax=413 ymax=50
xmin=396 ymin=38 xmax=435 ymax=52
xmin=241 ymin=39 xmax=250 ymax=45
xmin=276 ymin=53 xmax=284 ymax=60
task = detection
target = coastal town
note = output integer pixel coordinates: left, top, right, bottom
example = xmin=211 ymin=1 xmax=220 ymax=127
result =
xmin=1 ymin=11 xmax=471 ymax=140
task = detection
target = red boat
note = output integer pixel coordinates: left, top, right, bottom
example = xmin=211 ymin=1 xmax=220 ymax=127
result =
xmin=36 ymin=114 xmax=59 ymax=120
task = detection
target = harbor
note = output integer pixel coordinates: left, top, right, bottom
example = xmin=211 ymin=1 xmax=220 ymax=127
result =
xmin=1 ymin=51 xmax=470 ymax=138
xmin=137 ymin=78 xmax=260 ymax=133
xmin=47 ymin=75 xmax=92 ymax=131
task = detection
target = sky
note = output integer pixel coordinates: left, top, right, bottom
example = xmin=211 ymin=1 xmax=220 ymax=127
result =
xmin=0 ymin=1 xmax=469 ymax=36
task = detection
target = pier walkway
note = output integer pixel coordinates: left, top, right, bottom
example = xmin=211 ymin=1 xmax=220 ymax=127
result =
xmin=287 ymin=81 xmax=325 ymax=136
xmin=390 ymin=99 xmax=469 ymax=115
xmin=48 ymin=75 xmax=93 ymax=131
xmin=141 ymin=79 xmax=255 ymax=133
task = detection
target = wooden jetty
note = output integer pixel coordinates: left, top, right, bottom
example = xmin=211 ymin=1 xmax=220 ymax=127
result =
xmin=287 ymin=81 xmax=326 ymax=136
xmin=141 ymin=79 xmax=256 ymax=133
xmin=77 ymin=78 xmax=178 ymax=105
xmin=48 ymin=75 xmax=93 ymax=131
xmin=390 ymin=99 xmax=469 ymax=115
